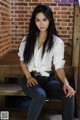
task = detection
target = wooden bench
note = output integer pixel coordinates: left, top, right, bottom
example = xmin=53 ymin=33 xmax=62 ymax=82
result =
xmin=0 ymin=49 xmax=78 ymax=117
xmin=0 ymin=51 xmax=25 ymax=96
xmin=0 ymin=49 xmax=75 ymax=96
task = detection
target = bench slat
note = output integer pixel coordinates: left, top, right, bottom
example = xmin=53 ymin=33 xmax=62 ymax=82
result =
xmin=0 ymin=84 xmax=25 ymax=96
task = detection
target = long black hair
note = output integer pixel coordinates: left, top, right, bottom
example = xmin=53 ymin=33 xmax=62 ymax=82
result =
xmin=24 ymin=4 xmax=57 ymax=63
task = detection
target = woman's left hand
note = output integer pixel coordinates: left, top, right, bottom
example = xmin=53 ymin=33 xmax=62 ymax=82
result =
xmin=63 ymin=82 xmax=76 ymax=97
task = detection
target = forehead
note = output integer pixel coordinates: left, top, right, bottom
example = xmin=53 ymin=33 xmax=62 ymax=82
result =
xmin=35 ymin=12 xmax=47 ymax=19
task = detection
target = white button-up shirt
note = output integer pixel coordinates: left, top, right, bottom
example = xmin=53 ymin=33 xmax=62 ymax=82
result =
xmin=18 ymin=35 xmax=65 ymax=76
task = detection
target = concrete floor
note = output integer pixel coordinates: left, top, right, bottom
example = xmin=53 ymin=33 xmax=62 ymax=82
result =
xmin=0 ymin=96 xmax=80 ymax=120
xmin=0 ymin=108 xmax=79 ymax=120
xmin=0 ymin=95 xmax=79 ymax=120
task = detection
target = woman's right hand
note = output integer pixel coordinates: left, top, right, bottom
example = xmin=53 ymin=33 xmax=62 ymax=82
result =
xmin=27 ymin=76 xmax=38 ymax=87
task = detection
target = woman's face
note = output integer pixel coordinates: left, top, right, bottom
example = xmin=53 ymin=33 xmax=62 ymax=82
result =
xmin=35 ymin=12 xmax=49 ymax=32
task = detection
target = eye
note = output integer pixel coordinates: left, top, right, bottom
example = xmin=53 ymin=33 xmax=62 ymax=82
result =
xmin=43 ymin=18 xmax=48 ymax=21
xmin=35 ymin=19 xmax=40 ymax=22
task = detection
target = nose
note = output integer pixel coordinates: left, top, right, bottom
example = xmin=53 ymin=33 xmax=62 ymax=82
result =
xmin=40 ymin=21 xmax=43 ymax=26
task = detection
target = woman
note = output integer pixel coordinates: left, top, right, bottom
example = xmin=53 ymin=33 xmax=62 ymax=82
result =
xmin=18 ymin=4 xmax=75 ymax=120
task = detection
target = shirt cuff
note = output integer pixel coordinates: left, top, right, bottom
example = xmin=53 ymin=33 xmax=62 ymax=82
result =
xmin=18 ymin=52 xmax=24 ymax=61
xmin=55 ymin=60 xmax=65 ymax=70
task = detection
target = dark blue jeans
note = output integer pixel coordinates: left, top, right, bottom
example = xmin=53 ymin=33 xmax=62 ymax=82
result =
xmin=20 ymin=75 xmax=74 ymax=120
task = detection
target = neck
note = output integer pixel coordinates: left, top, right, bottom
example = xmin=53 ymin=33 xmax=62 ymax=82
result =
xmin=39 ymin=31 xmax=47 ymax=39
xmin=37 ymin=31 xmax=47 ymax=48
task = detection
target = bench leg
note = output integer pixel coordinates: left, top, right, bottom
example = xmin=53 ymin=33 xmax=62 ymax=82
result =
xmin=0 ymin=96 xmax=6 ymax=109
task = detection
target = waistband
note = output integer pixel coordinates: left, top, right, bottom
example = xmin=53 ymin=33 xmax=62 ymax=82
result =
xmin=30 ymin=71 xmax=51 ymax=77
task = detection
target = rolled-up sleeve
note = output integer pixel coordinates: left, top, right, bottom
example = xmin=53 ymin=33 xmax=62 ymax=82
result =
xmin=18 ymin=36 xmax=26 ymax=61
xmin=53 ymin=40 xmax=65 ymax=70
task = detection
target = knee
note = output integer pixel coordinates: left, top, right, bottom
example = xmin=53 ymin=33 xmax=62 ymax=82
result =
xmin=68 ymin=96 xmax=75 ymax=104
xmin=37 ymin=91 xmax=46 ymax=101
xmin=66 ymin=95 xmax=74 ymax=101
xmin=62 ymin=95 xmax=75 ymax=105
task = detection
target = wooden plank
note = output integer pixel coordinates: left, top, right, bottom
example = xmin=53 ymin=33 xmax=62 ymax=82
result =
xmin=4 ymin=66 xmax=24 ymax=77
xmin=72 ymin=5 xmax=80 ymax=67
xmin=0 ymin=68 xmax=5 ymax=82
xmin=78 ymin=26 xmax=80 ymax=105
xmin=0 ymin=84 xmax=24 ymax=96
xmin=78 ymin=0 xmax=80 ymax=105
xmin=72 ymin=4 xmax=80 ymax=105
xmin=0 ymin=65 xmax=24 ymax=82
xmin=0 ymin=51 xmax=19 ymax=65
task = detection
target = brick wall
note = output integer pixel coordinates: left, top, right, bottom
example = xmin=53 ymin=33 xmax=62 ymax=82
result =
xmin=0 ymin=0 xmax=11 ymax=57
xmin=0 ymin=0 xmax=74 ymax=56
xmin=10 ymin=0 xmax=74 ymax=50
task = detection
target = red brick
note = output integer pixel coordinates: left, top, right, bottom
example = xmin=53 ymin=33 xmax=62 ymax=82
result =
xmin=61 ymin=7 xmax=68 ymax=10
xmin=57 ymin=19 xmax=70 ymax=22
xmin=61 ymin=15 xmax=67 ymax=18
xmin=25 ymin=0 xmax=31 ymax=2
xmin=32 ymin=0 xmax=38 ymax=2
xmin=54 ymin=7 xmax=60 ymax=10
xmin=61 ymin=23 xmax=68 ymax=26
xmin=58 ymin=11 xmax=71 ymax=14
xmin=0 ymin=0 xmax=10 ymax=57
xmin=0 ymin=0 xmax=74 ymax=57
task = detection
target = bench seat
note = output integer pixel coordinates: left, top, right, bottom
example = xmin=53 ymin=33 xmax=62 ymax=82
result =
xmin=0 ymin=51 xmax=78 ymax=118
xmin=0 ymin=51 xmax=75 ymax=96
xmin=0 ymin=84 xmax=24 ymax=96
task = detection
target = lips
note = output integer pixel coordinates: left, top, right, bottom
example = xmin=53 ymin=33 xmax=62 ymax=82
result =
xmin=40 ymin=27 xmax=45 ymax=29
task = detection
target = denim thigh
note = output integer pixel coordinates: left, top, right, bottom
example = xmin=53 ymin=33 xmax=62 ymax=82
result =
xmin=20 ymin=76 xmax=46 ymax=99
xmin=43 ymin=78 xmax=65 ymax=99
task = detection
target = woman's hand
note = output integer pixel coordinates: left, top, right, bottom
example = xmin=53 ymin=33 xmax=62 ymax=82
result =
xmin=27 ymin=76 xmax=38 ymax=87
xmin=63 ymin=81 xmax=76 ymax=97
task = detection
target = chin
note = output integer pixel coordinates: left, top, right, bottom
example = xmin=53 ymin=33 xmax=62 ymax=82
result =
xmin=40 ymin=29 xmax=47 ymax=32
